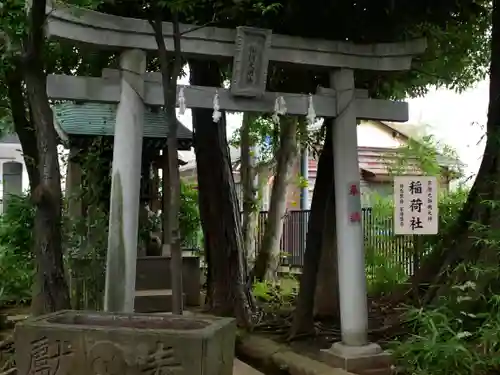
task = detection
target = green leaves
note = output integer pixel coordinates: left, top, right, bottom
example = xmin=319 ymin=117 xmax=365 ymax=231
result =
xmin=179 ymin=181 xmax=202 ymax=248
xmin=0 ymin=194 xmax=36 ymax=305
xmin=392 ymin=269 xmax=500 ymax=375
xmin=231 ymin=115 xmax=277 ymax=165
xmin=387 ymin=132 xmax=464 ymax=180
xmin=0 ymin=0 xmax=27 ymax=60
xmin=251 ymin=1 xmax=281 ymax=16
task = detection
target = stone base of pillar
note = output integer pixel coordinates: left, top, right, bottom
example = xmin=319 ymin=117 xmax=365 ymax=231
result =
xmin=162 ymin=244 xmax=171 ymax=257
xmin=320 ymin=342 xmax=393 ymax=375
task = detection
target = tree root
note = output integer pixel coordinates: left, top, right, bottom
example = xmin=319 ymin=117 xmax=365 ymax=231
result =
xmin=0 ymin=337 xmax=13 ymax=353
xmin=236 ymin=334 xmax=335 ymax=375
xmin=0 ymin=359 xmax=15 ymax=375
xmin=0 ymin=336 xmax=15 ymax=375
xmin=251 ymin=299 xmax=407 ymax=347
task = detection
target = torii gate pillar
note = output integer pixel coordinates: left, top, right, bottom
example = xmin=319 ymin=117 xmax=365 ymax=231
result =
xmin=331 ymin=68 xmax=368 ymax=346
xmin=321 ymin=69 xmax=393 ymax=374
xmin=104 ymin=49 xmax=146 ymax=313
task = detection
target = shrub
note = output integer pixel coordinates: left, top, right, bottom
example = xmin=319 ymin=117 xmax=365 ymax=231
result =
xmin=0 ymin=180 xmax=203 ymax=307
xmin=0 ymin=194 xmax=35 ymax=305
xmin=392 ymin=273 xmax=500 ymax=375
xmin=364 ymin=188 xmax=468 ymax=295
xmin=179 ymin=181 xmax=202 ymax=249
xmin=388 ymin=188 xmax=500 ymax=375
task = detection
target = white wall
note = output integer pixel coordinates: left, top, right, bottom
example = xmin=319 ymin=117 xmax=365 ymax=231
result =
xmin=0 ymin=143 xmax=68 ymax=208
xmin=0 ymin=143 xmax=30 ymax=194
xmin=0 ymin=143 xmax=30 ymax=213
xmin=357 ymin=121 xmax=404 ymax=148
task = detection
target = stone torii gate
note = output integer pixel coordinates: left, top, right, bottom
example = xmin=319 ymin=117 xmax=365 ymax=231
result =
xmin=45 ymin=3 xmax=425 ymax=371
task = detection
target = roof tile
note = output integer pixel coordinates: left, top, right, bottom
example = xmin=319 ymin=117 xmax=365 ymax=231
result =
xmin=54 ymin=103 xmax=193 ymax=140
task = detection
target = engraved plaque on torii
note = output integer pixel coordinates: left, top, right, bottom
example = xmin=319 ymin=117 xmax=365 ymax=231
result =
xmin=230 ymin=26 xmax=272 ymax=98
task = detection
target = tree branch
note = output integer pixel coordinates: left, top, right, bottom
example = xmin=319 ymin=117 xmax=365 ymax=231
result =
xmin=149 ymin=1 xmax=184 ymax=315
xmin=171 ymin=11 xmax=183 ymax=92
xmin=179 ymin=14 xmax=216 ymax=36
xmin=25 ymin=0 xmax=47 ymax=61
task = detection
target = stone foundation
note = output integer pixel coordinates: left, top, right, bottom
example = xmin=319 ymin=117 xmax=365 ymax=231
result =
xmin=136 ymin=254 xmax=201 ymax=306
xmin=320 ymin=342 xmax=393 ymax=375
xmin=14 ymin=310 xmax=236 ymax=375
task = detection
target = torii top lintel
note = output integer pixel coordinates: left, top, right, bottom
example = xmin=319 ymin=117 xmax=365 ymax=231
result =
xmin=46 ymin=3 xmax=427 ymax=72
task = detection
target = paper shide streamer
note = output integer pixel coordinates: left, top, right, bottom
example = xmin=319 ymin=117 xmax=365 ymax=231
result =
xmin=212 ymin=90 xmax=222 ymax=123
xmin=272 ymin=95 xmax=287 ymax=124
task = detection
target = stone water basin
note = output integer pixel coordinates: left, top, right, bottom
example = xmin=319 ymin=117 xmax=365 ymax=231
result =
xmin=14 ymin=310 xmax=236 ymax=375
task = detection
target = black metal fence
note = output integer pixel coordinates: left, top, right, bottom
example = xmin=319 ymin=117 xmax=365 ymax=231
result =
xmin=255 ymin=208 xmax=415 ymax=275
xmin=255 ymin=210 xmax=309 ymax=266
xmin=183 ymin=208 xmax=415 ymax=274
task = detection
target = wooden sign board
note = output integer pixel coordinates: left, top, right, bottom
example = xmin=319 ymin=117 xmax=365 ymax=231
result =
xmin=394 ymin=176 xmax=438 ymax=235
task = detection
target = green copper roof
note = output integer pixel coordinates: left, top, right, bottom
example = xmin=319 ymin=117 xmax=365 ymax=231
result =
xmin=53 ymin=103 xmax=193 ymax=140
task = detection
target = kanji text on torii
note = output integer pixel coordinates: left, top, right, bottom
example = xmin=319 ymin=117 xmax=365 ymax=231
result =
xmin=348 ymin=183 xmax=362 ymax=223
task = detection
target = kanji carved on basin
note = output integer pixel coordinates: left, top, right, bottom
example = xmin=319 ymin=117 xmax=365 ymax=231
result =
xmin=14 ymin=310 xmax=236 ymax=375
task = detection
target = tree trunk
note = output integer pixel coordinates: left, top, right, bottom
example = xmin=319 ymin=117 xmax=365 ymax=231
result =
xmin=151 ymin=11 xmax=184 ymax=314
xmin=23 ymin=0 xmax=71 ymax=315
xmin=190 ymin=60 xmax=255 ymax=328
xmin=241 ymin=113 xmax=259 ymax=264
xmin=290 ymin=121 xmax=336 ymax=337
xmin=254 ymin=117 xmax=298 ymax=282
xmin=402 ymin=0 xmax=500 ymax=306
xmin=314 ymin=180 xmax=339 ymax=320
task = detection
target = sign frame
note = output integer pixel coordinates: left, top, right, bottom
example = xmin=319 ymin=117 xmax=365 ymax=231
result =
xmin=394 ymin=175 xmax=438 ymax=235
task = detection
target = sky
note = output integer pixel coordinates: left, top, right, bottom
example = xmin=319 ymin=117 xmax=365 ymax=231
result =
xmin=177 ymin=73 xmax=489 ymax=183
xmin=408 ymin=80 xmax=488 ymax=184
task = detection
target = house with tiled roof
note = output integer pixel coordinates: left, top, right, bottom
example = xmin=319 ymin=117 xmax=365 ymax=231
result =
xmin=300 ymin=120 xmax=461 ymax=208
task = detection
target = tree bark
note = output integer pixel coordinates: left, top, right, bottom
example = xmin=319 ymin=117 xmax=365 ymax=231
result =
xmin=314 ymin=180 xmax=339 ymax=320
xmin=23 ymin=0 xmax=71 ymax=315
xmin=190 ymin=59 xmax=255 ymax=328
xmin=254 ymin=117 xmax=298 ymax=282
xmin=241 ymin=113 xmax=259 ymax=264
xmin=290 ymin=121 xmax=336 ymax=337
xmin=150 ymin=10 xmax=184 ymax=314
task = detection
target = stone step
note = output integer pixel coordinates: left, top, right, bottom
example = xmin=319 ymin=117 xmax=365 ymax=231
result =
xmin=134 ymin=289 xmax=186 ymax=313
xmin=135 ymin=256 xmax=201 ymax=291
xmin=135 ymin=256 xmax=201 ymax=307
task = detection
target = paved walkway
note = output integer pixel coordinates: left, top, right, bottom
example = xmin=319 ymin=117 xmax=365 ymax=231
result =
xmin=233 ymin=359 xmax=264 ymax=375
